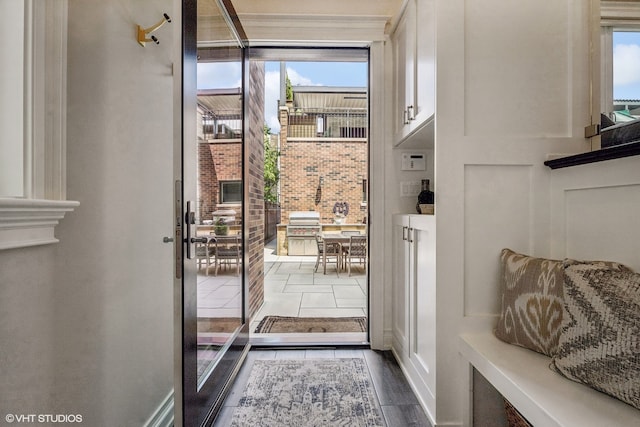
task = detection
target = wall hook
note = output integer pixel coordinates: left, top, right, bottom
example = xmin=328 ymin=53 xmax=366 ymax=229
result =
xmin=137 ymin=13 xmax=171 ymax=47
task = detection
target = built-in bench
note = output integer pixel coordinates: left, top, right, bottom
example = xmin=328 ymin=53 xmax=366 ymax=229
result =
xmin=459 ymin=333 xmax=640 ymax=427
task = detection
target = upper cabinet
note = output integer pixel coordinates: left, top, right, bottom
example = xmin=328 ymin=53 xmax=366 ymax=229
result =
xmin=391 ymin=0 xmax=436 ymax=146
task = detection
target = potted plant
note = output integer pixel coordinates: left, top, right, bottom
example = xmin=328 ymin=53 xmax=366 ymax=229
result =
xmin=214 ymin=218 xmax=229 ymax=235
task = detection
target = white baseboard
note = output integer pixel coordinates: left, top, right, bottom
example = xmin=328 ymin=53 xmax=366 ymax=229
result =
xmin=143 ymin=390 xmax=174 ymax=427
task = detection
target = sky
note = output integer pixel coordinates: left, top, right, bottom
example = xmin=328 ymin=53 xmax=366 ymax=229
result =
xmin=198 ymin=61 xmax=368 ymax=133
xmin=613 ymin=31 xmax=640 ymax=100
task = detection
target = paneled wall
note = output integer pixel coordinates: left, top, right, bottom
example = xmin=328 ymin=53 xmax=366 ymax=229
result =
xmin=549 ymin=156 xmax=640 ymax=272
xmin=429 ymin=0 xmax=596 ymax=424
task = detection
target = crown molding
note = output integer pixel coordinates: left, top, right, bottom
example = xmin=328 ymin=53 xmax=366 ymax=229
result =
xmin=601 ymin=1 xmax=640 ymax=26
xmin=237 ymin=13 xmax=390 ymax=44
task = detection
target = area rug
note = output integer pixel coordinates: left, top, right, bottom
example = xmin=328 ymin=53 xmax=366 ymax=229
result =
xmin=254 ymin=316 xmax=367 ymax=333
xmin=230 ymin=358 xmax=385 ymax=427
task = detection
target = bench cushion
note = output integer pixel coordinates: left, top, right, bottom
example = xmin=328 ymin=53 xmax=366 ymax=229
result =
xmin=551 ymin=264 xmax=640 ymax=410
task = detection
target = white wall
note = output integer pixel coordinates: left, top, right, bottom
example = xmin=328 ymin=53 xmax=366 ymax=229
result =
xmin=0 ymin=1 xmax=175 ymax=425
xmin=431 ymin=0 xmax=595 ymax=424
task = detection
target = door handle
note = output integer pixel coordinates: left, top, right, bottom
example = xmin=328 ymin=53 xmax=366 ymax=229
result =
xmin=402 ymin=226 xmax=408 ymax=241
xmin=184 ymin=200 xmax=196 ymax=259
xmin=190 ymin=237 xmax=208 ymax=244
xmin=174 ymin=180 xmax=182 ymax=279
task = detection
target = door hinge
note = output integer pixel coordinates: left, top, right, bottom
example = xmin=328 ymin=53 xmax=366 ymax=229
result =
xmin=584 ymin=123 xmax=600 ymax=139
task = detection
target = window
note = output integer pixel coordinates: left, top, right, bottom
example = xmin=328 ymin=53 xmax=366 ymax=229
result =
xmin=220 ymin=181 xmax=242 ymax=204
xmin=362 ymin=179 xmax=368 ymax=204
xmin=1 ymin=0 xmax=25 ymax=197
xmin=611 ymin=31 xmax=640 ymax=120
xmin=601 ymin=2 xmax=640 ymax=120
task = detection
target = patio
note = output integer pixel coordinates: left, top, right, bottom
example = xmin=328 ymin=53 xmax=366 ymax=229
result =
xmin=196 ymin=239 xmax=368 ymax=335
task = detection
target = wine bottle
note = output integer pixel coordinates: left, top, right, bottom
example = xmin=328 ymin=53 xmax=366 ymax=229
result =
xmin=416 ymin=179 xmax=434 ymax=213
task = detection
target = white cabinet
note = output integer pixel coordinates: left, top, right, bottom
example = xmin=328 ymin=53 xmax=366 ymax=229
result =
xmin=392 ymin=215 xmax=411 ymax=354
xmin=391 ymin=214 xmax=436 ymax=418
xmin=391 ymin=0 xmax=436 ymax=145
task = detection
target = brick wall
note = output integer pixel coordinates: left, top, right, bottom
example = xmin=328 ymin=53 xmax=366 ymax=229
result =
xmin=246 ymin=61 xmax=265 ymax=318
xmin=198 ymin=141 xmax=242 ymax=223
xmin=198 ymin=143 xmax=217 ymax=221
xmin=279 ymin=107 xmax=368 ymax=225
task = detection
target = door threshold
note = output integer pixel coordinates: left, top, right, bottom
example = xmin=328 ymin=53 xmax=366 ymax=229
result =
xmin=250 ymin=332 xmax=368 ymax=347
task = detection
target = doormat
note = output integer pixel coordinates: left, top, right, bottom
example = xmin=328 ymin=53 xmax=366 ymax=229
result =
xmin=254 ymin=316 xmax=367 ymax=333
xmin=198 ymin=317 xmax=242 ymax=333
xmin=230 ymin=358 xmax=384 ymax=427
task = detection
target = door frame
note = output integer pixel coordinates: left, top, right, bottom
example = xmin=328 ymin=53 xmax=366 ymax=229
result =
xmin=175 ymin=0 xmax=250 ymax=425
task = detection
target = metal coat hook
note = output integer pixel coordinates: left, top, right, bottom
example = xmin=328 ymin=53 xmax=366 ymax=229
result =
xmin=137 ymin=13 xmax=171 ymax=47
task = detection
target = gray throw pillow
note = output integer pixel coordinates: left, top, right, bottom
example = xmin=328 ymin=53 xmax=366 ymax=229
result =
xmin=550 ymin=264 xmax=640 ymax=410
xmin=495 ymin=249 xmax=631 ymax=357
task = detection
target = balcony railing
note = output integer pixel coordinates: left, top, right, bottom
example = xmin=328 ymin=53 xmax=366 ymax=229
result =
xmin=287 ymin=108 xmax=368 ymax=140
xmin=200 ymin=110 xmax=242 ymax=140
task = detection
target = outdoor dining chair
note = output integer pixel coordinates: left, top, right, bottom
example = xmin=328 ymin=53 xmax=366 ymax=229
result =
xmin=213 ymin=235 xmax=242 ymax=276
xmin=196 ymin=238 xmax=215 ymax=276
xmin=344 ymin=235 xmax=367 ymax=276
xmin=314 ymin=234 xmax=341 ymax=276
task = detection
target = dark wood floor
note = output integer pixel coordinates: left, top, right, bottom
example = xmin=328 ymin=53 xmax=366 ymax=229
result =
xmin=212 ymin=347 xmax=432 ymax=427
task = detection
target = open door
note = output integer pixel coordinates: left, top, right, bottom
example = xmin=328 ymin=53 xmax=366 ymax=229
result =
xmin=178 ymin=1 xmax=249 ymax=425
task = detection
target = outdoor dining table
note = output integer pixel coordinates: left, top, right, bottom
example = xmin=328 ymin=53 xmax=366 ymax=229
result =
xmin=320 ymin=232 xmax=363 ymax=273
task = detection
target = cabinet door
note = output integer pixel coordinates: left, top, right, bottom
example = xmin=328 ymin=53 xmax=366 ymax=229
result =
xmin=414 ymin=0 xmax=435 ymax=124
xmin=409 ymin=215 xmax=436 ymax=394
xmin=392 ymin=215 xmax=410 ymax=355
xmin=403 ymin=0 xmax=416 ymax=122
xmin=392 ymin=1 xmax=416 ymax=137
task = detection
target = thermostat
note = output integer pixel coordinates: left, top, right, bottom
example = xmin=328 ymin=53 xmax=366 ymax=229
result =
xmin=401 ymin=153 xmax=426 ymax=171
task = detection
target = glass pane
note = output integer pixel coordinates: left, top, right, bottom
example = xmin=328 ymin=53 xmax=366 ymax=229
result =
xmin=612 ymin=31 xmax=640 ymax=122
xmin=195 ymin=0 xmax=243 ymax=389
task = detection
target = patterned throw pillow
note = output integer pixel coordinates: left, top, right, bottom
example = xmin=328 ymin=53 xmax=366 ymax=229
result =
xmin=495 ymin=249 xmax=565 ymax=356
xmin=494 ymin=249 xmax=631 ymax=357
xmin=551 ymin=264 xmax=640 ymax=410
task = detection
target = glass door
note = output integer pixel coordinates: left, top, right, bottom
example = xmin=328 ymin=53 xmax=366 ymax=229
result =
xmin=180 ymin=1 xmax=248 ymax=425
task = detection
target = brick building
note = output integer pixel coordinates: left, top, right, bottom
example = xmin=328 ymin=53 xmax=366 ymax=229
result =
xmin=279 ymin=86 xmax=368 ymax=225
xmin=197 ymin=88 xmax=243 ymax=224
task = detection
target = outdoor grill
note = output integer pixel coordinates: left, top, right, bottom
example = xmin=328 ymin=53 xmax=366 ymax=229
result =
xmin=287 ymin=211 xmax=321 ymax=255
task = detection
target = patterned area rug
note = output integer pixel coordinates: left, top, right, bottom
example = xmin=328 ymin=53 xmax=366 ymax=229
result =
xmin=254 ymin=316 xmax=367 ymax=333
xmin=230 ymin=359 xmax=385 ymax=427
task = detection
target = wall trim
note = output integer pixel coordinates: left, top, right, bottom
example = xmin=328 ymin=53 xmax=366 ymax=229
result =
xmin=601 ymin=1 xmax=640 ymax=26
xmin=142 ymin=390 xmax=174 ymax=427
xmin=235 ymin=13 xmax=389 ymax=44
xmin=0 ymin=198 xmax=79 ymax=250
